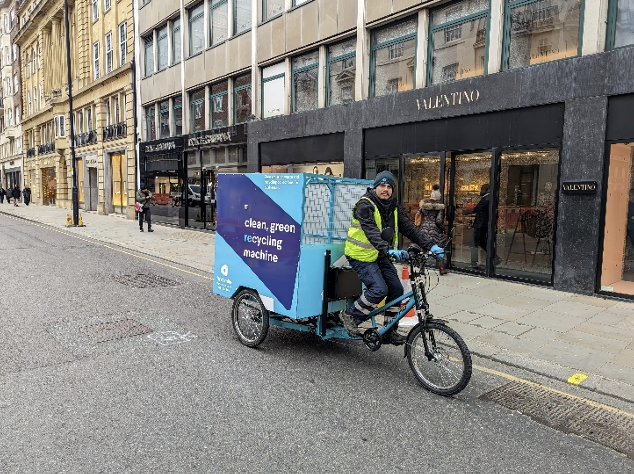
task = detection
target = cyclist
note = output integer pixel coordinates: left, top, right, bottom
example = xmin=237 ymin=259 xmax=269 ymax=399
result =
xmin=341 ymin=170 xmax=444 ymax=344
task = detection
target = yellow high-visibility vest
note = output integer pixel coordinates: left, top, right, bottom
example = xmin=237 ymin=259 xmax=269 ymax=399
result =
xmin=345 ymin=197 xmax=398 ymax=262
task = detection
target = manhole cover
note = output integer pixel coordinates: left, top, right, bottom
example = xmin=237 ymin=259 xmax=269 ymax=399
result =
xmin=112 ymin=274 xmax=179 ymax=288
xmin=481 ymin=381 xmax=634 ymax=458
xmin=80 ymin=319 xmax=153 ymax=343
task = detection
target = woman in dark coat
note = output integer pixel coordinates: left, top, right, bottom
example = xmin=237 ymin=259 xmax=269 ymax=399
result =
xmin=12 ymin=184 xmax=20 ymax=206
xmin=418 ymin=184 xmax=449 ymax=274
xmin=22 ymin=185 xmax=31 ymax=206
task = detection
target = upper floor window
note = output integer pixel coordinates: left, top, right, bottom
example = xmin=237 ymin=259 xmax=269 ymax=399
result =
xmin=428 ymin=0 xmax=489 ymax=85
xmin=13 ymin=74 xmax=17 ymax=93
xmin=145 ymin=105 xmax=156 ymax=141
xmin=142 ymin=0 xmax=151 ymax=5
xmin=104 ymin=0 xmax=111 ymax=12
xmin=172 ymin=18 xmax=181 ymax=64
xmin=157 ymin=25 xmax=168 ymax=71
xmin=607 ymin=0 xmax=634 ymax=49
xmin=105 ymin=31 xmax=113 ymax=73
xmin=189 ymin=3 xmax=205 ymax=56
xmin=93 ymin=42 xmax=100 ymax=79
xmin=119 ymin=22 xmax=127 ymax=66
xmin=92 ymin=0 xmax=98 ymax=21
xmin=12 ymin=44 xmax=17 ymax=62
xmin=173 ymin=96 xmax=183 ymax=136
xmin=210 ymin=81 xmax=228 ymax=128
xmin=234 ymin=0 xmax=251 ymax=35
xmin=503 ymin=0 xmax=582 ymax=70
xmin=54 ymin=115 xmax=66 ymax=138
xmin=262 ymin=62 xmax=285 ymax=119
xmin=31 ymin=46 xmax=36 ymax=73
xmin=189 ymin=88 xmax=206 ymax=132
xmin=159 ymin=100 xmax=170 ymax=138
xmin=327 ymin=38 xmax=356 ymax=106
xmin=233 ymin=72 xmax=251 ymax=124
xmin=263 ymin=0 xmax=284 ymax=21
xmin=210 ymin=0 xmax=228 ymax=46
xmin=370 ymin=17 xmax=417 ymax=98
xmin=144 ymin=35 xmax=154 ymax=77
xmin=26 ymin=53 xmax=30 ymax=77
xmin=292 ymin=50 xmax=318 ymax=113
xmin=293 ymin=0 xmax=311 ymax=5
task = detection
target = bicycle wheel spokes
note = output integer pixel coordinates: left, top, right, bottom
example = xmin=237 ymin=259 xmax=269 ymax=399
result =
xmin=232 ymin=290 xmax=269 ymax=347
xmin=406 ymin=322 xmax=472 ymax=396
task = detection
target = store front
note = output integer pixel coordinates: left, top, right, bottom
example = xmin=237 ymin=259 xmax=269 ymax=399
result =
xmin=599 ymin=94 xmax=634 ymax=298
xmin=42 ymin=167 xmax=56 ymax=205
xmin=365 ymin=105 xmax=563 ymax=284
xmin=4 ymin=166 xmax=21 ymax=190
xmin=110 ymin=152 xmax=128 ymax=215
xmin=140 ymin=137 xmax=185 ymax=227
xmin=184 ymin=125 xmax=248 ymax=230
xmin=82 ymin=154 xmax=98 ymax=211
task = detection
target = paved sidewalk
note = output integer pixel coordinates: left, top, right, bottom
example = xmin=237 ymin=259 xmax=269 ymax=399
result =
xmin=2 ymin=203 xmax=633 ymax=401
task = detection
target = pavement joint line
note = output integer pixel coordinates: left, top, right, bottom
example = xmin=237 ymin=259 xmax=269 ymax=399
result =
xmin=473 ymin=363 xmax=634 ymax=419
xmin=4 ymin=212 xmax=212 ymax=280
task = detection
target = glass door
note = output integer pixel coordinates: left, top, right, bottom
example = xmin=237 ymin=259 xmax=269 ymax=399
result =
xmin=600 ymin=142 xmax=634 ymax=296
xmin=446 ymin=151 xmax=493 ymax=274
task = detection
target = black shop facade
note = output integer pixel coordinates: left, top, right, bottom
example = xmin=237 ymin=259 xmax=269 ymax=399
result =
xmin=247 ymin=47 xmax=634 ymax=299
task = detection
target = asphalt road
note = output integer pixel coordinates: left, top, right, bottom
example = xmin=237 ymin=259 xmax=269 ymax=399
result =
xmin=1 ymin=215 xmax=633 ymax=473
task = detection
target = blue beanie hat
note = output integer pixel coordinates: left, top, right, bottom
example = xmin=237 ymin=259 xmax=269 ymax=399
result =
xmin=140 ymin=181 xmax=146 ymax=189
xmin=373 ymin=170 xmax=396 ymax=189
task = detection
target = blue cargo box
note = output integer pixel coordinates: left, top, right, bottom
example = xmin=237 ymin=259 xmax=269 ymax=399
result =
xmin=213 ymin=172 xmax=371 ymax=319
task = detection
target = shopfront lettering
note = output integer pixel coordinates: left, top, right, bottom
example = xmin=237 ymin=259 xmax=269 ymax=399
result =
xmin=417 ymin=90 xmax=480 ymax=111
xmin=561 ymin=181 xmax=598 ymax=195
xmin=144 ymin=141 xmax=177 ymax=153
xmin=188 ymin=132 xmax=232 ymax=147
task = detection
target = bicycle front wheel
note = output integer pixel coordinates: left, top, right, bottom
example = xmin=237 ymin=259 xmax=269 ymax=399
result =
xmin=232 ymin=289 xmax=269 ymax=347
xmin=406 ymin=322 xmax=472 ymax=396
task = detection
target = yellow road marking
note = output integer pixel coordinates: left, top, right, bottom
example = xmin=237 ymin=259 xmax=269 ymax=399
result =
xmin=474 ymin=363 xmax=634 ymax=420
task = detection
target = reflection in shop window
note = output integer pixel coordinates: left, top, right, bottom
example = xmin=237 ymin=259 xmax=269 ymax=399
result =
xmin=327 ymin=38 xmax=356 ymax=106
xmin=429 ymin=0 xmax=488 ymax=85
xmin=371 ymin=17 xmax=416 ymax=98
xmin=190 ymin=88 xmax=205 ymax=132
xmin=262 ymin=161 xmax=344 ymax=177
xmin=234 ymin=73 xmax=251 ymax=124
xmin=505 ymin=0 xmax=581 ymax=70
xmin=292 ymin=51 xmax=318 ymax=113
xmin=210 ymin=81 xmax=228 ymax=128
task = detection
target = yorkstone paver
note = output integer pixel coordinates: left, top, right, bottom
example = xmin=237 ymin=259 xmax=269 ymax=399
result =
xmin=516 ymin=310 xmax=587 ymax=332
xmin=545 ymin=300 xmax=605 ymax=318
xmin=596 ymin=362 xmax=634 ymax=386
xmin=567 ymin=294 xmax=619 ymax=308
xmin=606 ymin=301 xmax=634 ymax=317
xmin=609 ymin=348 xmax=634 ymax=369
xmin=443 ymin=310 xmax=482 ymax=323
xmin=557 ymin=330 xmax=631 ymax=353
xmin=495 ymin=321 xmax=534 ymax=337
xmin=435 ymin=293 xmax=493 ymax=311
xmin=585 ymin=312 xmax=629 ymax=326
xmin=573 ymin=320 xmax=634 ymax=343
xmin=469 ymin=301 xmax=531 ymax=321
xmin=496 ymin=294 xmax=553 ymax=311
xmin=470 ymin=315 xmax=506 ymax=329
xmin=516 ymin=286 xmax=573 ymax=302
xmin=518 ymin=326 xmax=560 ymax=344
xmin=466 ymin=284 xmax=524 ymax=300
xmin=475 ymin=331 xmax=541 ymax=355
xmin=536 ymin=340 xmax=616 ymax=373
xmin=443 ymin=321 xmax=490 ymax=341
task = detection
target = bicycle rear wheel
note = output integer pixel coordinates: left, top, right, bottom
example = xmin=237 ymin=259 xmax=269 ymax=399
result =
xmin=232 ymin=289 xmax=269 ymax=347
xmin=406 ymin=321 xmax=472 ymax=396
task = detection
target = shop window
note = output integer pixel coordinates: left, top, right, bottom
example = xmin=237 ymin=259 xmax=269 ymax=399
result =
xmin=234 ymin=0 xmax=251 ymax=35
xmin=327 ymin=38 xmax=356 ymax=106
xmin=190 ymin=88 xmax=206 ymax=132
xmin=172 ymin=18 xmax=181 ymax=64
xmin=262 ymin=162 xmax=344 ymax=176
xmin=143 ymin=35 xmax=154 ymax=77
xmin=157 ymin=25 xmax=168 ymax=71
xmin=173 ymin=96 xmax=183 ymax=136
xmin=607 ymin=0 xmax=634 ymax=49
xmin=210 ymin=81 xmax=228 ymax=128
xmin=428 ymin=0 xmax=489 ymax=85
xmin=601 ymin=142 xmax=634 ymax=295
xmin=262 ymin=62 xmax=285 ymax=119
xmin=189 ymin=3 xmax=205 ymax=56
xmin=503 ymin=0 xmax=582 ymax=70
xmin=371 ymin=17 xmax=416 ymax=98
xmin=159 ymin=100 xmax=170 ymax=138
xmin=233 ymin=72 xmax=251 ymax=124
xmin=292 ymin=50 xmax=318 ymax=113
xmin=210 ymin=0 xmax=228 ymax=46
xmin=263 ymin=0 xmax=284 ymax=21
xmin=145 ymin=105 xmax=156 ymax=140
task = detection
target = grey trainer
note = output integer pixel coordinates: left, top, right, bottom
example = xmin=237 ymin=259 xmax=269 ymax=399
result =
xmin=340 ymin=310 xmax=361 ymax=337
xmin=383 ymin=328 xmax=407 ymax=345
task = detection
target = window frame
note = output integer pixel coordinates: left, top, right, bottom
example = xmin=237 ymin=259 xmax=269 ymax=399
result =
xmin=145 ymin=104 xmax=156 ymax=141
xmin=210 ymin=0 xmax=229 ymax=47
xmin=427 ymin=0 xmax=490 ymax=86
xmin=173 ymin=96 xmax=183 ymax=136
xmin=159 ymin=100 xmax=170 ymax=138
xmin=92 ymin=0 xmax=99 ymax=21
xmin=188 ymin=3 xmax=205 ymax=57
xmin=172 ymin=18 xmax=181 ymax=65
xmin=262 ymin=0 xmax=284 ymax=22
xmin=326 ymin=38 xmax=356 ymax=107
xmin=119 ymin=22 xmax=127 ymax=66
xmin=104 ymin=0 xmax=111 ymax=12
xmin=93 ymin=41 xmax=100 ymax=80
xmin=143 ymin=34 xmax=154 ymax=77
xmin=369 ymin=16 xmax=418 ymax=98
xmin=189 ymin=88 xmax=206 ymax=133
xmin=261 ymin=62 xmax=285 ymax=119
xmin=209 ymin=82 xmax=229 ymax=129
xmin=234 ymin=0 xmax=252 ymax=35
xmin=501 ymin=0 xmax=585 ymax=71
xmin=105 ymin=31 xmax=113 ymax=74
xmin=291 ymin=51 xmax=319 ymax=113
xmin=233 ymin=72 xmax=252 ymax=124
xmin=606 ymin=0 xmax=634 ymax=50
xmin=157 ymin=25 xmax=168 ymax=71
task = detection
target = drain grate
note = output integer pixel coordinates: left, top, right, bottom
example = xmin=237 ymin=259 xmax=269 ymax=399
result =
xmin=481 ymin=381 xmax=634 ymax=458
xmin=80 ymin=319 xmax=153 ymax=343
xmin=112 ymin=273 xmax=179 ymax=288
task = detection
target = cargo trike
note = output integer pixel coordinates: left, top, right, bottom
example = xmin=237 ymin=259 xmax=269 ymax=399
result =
xmin=213 ymin=173 xmax=472 ymax=396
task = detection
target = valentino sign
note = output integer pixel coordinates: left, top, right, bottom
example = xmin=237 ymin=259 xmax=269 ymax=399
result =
xmin=417 ymin=89 xmax=481 ymax=111
xmin=561 ymin=181 xmax=598 ymax=195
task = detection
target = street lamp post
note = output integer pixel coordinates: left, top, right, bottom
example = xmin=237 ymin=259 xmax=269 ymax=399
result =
xmin=64 ymin=0 xmax=79 ymax=226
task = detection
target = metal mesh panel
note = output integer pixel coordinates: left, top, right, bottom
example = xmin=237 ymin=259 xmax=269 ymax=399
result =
xmin=303 ymin=177 xmax=368 ymax=245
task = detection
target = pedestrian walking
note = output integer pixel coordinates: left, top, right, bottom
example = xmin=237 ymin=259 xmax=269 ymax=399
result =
xmin=0 ymin=185 xmax=5 ymax=204
xmin=22 ymin=185 xmax=31 ymax=206
xmin=12 ymin=183 xmax=20 ymax=207
xmin=136 ymin=182 xmax=155 ymax=232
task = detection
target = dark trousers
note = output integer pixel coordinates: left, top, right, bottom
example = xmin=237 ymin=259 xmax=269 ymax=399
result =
xmin=347 ymin=256 xmax=403 ymax=322
xmin=139 ymin=207 xmax=152 ymax=230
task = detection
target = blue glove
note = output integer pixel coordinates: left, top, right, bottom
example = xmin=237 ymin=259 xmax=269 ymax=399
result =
xmin=388 ymin=249 xmax=409 ymax=263
xmin=430 ymin=244 xmax=444 ymax=261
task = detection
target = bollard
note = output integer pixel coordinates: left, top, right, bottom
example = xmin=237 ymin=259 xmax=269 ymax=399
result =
xmin=78 ymin=214 xmax=85 ymax=227
xmin=66 ymin=214 xmax=72 ymax=227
